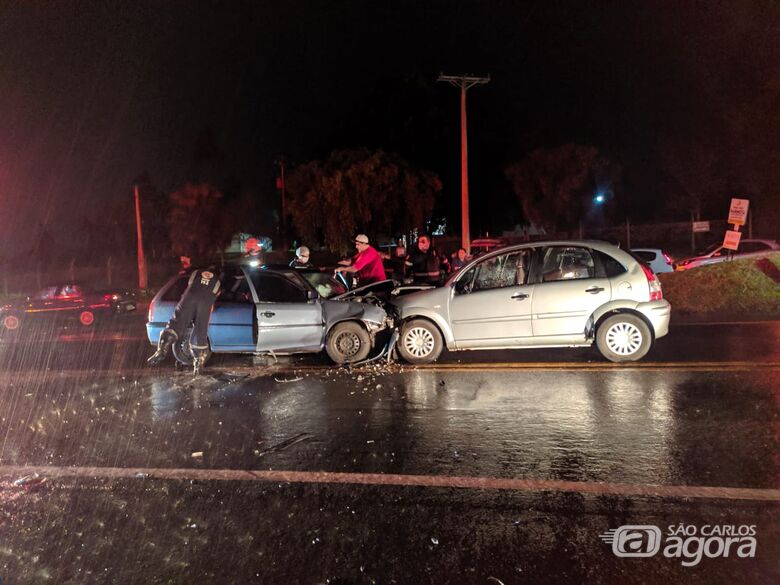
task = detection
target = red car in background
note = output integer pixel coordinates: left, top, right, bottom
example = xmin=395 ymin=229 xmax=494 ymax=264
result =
xmin=0 ymin=284 xmax=136 ymax=333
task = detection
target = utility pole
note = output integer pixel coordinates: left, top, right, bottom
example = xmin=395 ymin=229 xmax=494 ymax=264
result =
xmin=437 ymin=73 xmax=490 ymax=254
xmin=133 ymin=184 xmax=148 ymax=289
xmin=275 ymin=156 xmax=288 ymax=251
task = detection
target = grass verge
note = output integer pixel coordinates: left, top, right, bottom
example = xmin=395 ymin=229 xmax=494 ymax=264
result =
xmin=659 ymin=253 xmax=780 ymax=317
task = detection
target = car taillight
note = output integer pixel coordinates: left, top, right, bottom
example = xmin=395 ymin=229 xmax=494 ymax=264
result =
xmin=103 ymin=293 xmax=119 ymax=301
xmin=663 ymin=252 xmax=673 ymax=265
xmin=640 ymin=263 xmax=663 ymax=301
xmin=148 ymin=301 xmax=154 ymax=322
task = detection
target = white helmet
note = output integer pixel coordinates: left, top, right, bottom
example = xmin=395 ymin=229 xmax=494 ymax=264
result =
xmin=296 ymin=246 xmax=310 ymax=259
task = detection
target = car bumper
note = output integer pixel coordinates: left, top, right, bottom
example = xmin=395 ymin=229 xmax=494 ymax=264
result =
xmin=638 ymin=300 xmax=671 ymax=339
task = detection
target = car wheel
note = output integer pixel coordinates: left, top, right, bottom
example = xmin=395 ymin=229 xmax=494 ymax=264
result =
xmin=172 ymin=329 xmax=212 ymax=366
xmin=596 ymin=314 xmax=652 ymax=362
xmin=326 ymin=322 xmax=371 ymax=364
xmin=2 ymin=314 xmax=21 ymax=331
xmin=79 ymin=310 xmax=95 ymax=327
xmin=397 ymin=319 xmax=443 ymax=364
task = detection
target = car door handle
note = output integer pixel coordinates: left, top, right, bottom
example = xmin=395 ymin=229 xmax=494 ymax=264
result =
xmin=585 ymin=286 xmax=605 ymax=294
xmin=261 ymin=311 xmax=275 ymax=318
xmin=511 ymin=292 xmax=529 ymax=300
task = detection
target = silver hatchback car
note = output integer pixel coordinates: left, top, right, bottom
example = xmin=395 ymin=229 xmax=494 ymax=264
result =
xmin=391 ymin=241 xmax=671 ymax=363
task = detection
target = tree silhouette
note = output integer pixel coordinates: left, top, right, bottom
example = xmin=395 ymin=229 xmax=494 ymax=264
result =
xmin=286 ymin=149 xmax=441 ymax=254
xmin=505 ymin=144 xmax=621 ymax=233
xmin=168 ymin=182 xmax=231 ymax=260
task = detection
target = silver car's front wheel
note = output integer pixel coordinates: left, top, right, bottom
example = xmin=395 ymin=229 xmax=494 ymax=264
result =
xmin=596 ymin=314 xmax=652 ymax=362
xmin=397 ymin=319 xmax=443 ymax=364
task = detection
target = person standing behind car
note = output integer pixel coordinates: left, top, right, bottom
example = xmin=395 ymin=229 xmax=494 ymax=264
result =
xmin=335 ymin=234 xmax=386 ymax=286
xmin=450 ymin=248 xmax=469 ymax=272
xmin=147 ymin=265 xmax=222 ymax=375
xmin=407 ymin=235 xmax=449 ymax=285
xmin=289 ymin=246 xmax=313 ymax=269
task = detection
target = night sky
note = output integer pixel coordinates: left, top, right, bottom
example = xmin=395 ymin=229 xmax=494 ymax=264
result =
xmin=1 ymin=1 xmax=776 ymax=255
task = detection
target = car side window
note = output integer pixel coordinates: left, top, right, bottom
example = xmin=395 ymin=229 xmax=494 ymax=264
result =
xmin=219 ymin=275 xmax=254 ymax=304
xmin=252 ymin=273 xmax=307 ymax=303
xmin=593 ymin=250 xmax=628 ymax=278
xmin=58 ymin=285 xmax=82 ymax=298
xmin=34 ymin=286 xmax=58 ymax=300
xmin=459 ymin=250 xmax=531 ymax=293
xmin=540 ymin=247 xmax=595 ymax=282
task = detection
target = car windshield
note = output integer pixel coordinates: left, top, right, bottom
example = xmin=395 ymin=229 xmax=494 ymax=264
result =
xmin=300 ymin=271 xmax=348 ymax=299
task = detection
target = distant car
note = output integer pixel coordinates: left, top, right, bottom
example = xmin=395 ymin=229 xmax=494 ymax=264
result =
xmin=0 ymin=284 xmax=136 ymax=332
xmin=391 ymin=240 xmax=671 ymax=364
xmin=675 ymin=239 xmax=780 ymax=271
xmin=146 ymin=265 xmax=391 ymax=365
xmin=631 ymin=248 xmax=675 ymax=273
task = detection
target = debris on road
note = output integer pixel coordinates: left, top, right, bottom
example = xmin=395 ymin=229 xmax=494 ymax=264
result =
xmin=191 ymin=451 xmax=204 ymax=458
xmin=254 ymin=433 xmax=313 ymax=457
xmin=13 ymin=473 xmax=47 ymax=489
xmin=274 ymin=376 xmax=303 ymax=383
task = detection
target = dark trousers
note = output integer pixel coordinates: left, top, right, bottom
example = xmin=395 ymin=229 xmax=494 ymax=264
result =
xmin=166 ymin=296 xmax=214 ymax=350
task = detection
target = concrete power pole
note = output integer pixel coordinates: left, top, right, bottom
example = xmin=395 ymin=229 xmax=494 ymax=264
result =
xmin=133 ymin=184 xmax=148 ymax=289
xmin=437 ymin=73 xmax=490 ymax=254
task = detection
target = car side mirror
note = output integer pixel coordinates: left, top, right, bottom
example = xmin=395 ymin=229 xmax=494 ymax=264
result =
xmin=307 ymin=289 xmax=319 ymax=301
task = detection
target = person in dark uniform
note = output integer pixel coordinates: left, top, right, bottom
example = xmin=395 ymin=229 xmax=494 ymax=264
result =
xmin=147 ymin=266 xmax=222 ymax=374
xmin=289 ymin=246 xmax=312 ymax=268
xmin=406 ymin=235 xmax=449 ymax=285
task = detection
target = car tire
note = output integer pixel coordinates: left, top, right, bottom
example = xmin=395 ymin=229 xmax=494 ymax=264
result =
xmin=596 ymin=313 xmax=652 ymax=362
xmin=397 ymin=318 xmax=443 ymax=364
xmin=2 ymin=314 xmax=22 ymax=332
xmin=172 ymin=329 xmax=212 ymax=366
xmin=325 ymin=321 xmax=371 ymax=364
xmin=79 ymin=310 xmax=95 ymax=327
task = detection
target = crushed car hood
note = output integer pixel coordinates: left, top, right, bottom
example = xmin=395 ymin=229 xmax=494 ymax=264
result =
xmin=332 ymin=279 xmax=398 ymax=301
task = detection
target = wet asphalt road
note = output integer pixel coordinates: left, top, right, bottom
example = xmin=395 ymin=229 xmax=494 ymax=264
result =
xmin=0 ymin=319 xmax=778 ymax=583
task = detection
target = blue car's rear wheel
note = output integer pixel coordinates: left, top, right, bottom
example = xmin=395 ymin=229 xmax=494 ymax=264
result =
xmin=172 ymin=329 xmax=212 ymax=366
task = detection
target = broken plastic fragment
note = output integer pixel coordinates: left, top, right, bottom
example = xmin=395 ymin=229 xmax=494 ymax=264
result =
xmin=13 ymin=473 xmax=47 ymax=489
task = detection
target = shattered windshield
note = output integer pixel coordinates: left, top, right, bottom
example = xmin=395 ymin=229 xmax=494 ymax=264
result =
xmin=300 ymin=271 xmax=348 ymax=299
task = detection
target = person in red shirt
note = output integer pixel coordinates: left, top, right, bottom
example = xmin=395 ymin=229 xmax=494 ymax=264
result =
xmin=335 ymin=234 xmax=387 ymax=286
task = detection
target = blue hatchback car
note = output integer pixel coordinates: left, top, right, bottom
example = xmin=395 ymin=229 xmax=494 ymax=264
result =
xmin=147 ymin=265 xmax=390 ymax=365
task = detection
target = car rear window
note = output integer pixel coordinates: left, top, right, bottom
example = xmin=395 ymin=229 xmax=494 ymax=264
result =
xmin=632 ymin=250 xmax=656 ymax=262
xmin=160 ymin=276 xmax=189 ymax=302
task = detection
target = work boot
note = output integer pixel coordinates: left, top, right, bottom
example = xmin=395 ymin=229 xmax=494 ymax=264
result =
xmin=192 ymin=348 xmax=208 ymax=376
xmin=147 ymin=330 xmax=176 ymax=366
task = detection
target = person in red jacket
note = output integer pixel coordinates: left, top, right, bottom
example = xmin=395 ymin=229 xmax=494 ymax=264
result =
xmin=335 ymin=234 xmax=386 ymax=286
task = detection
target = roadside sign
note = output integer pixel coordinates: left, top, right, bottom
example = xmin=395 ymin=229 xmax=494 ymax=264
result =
xmin=722 ymin=230 xmax=742 ymax=251
xmin=728 ymin=198 xmax=749 ymax=226
xmin=692 ymin=221 xmax=710 ymax=233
